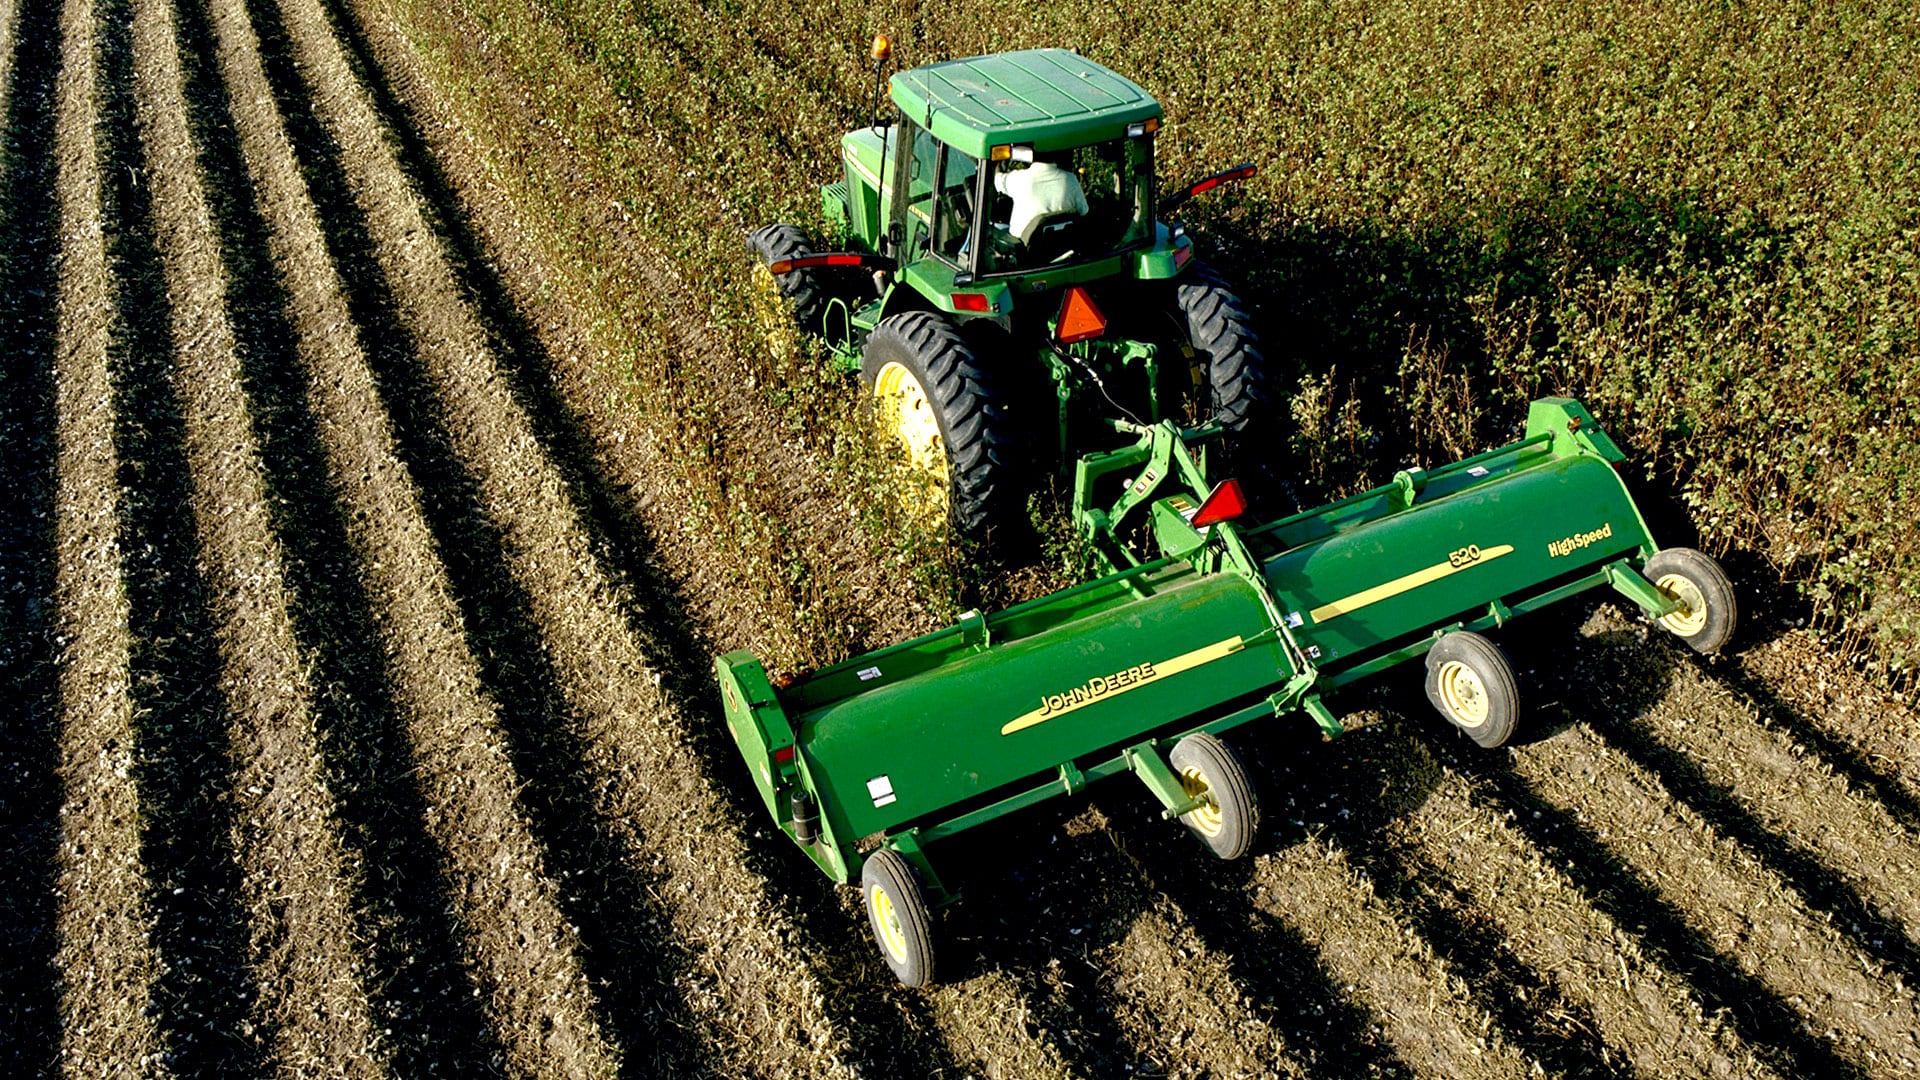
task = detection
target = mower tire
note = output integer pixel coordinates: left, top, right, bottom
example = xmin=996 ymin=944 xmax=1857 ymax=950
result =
xmin=1169 ymin=732 xmax=1259 ymax=860
xmin=862 ymin=848 xmax=936 ymax=987
xmin=1425 ymin=631 xmax=1520 ymax=748
xmin=1645 ymin=547 xmax=1737 ymax=654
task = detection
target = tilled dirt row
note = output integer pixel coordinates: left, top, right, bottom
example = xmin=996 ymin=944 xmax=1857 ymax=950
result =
xmin=46 ymin=0 xmax=163 ymax=1067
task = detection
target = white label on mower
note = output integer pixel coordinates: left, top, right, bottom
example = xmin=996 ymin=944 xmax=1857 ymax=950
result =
xmin=867 ymin=775 xmax=897 ymax=808
xmin=1285 ymin=611 xmax=1304 ymax=628
xmin=1468 ymin=465 xmax=1490 ymax=477
xmin=857 ymin=665 xmax=883 ymax=681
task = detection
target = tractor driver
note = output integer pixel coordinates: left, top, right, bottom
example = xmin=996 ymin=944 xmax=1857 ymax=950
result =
xmin=995 ymin=153 xmax=1089 ymax=246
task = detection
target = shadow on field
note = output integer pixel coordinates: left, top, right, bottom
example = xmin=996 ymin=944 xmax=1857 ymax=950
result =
xmin=1194 ymin=182 xmax=1775 ymax=504
xmin=96 ymin=0 xmax=270 ymax=1068
xmin=0 ymin=0 xmax=69 ymax=1071
xmin=234 ymin=0 xmax=722 ymax=1070
xmin=1574 ymin=631 xmax=1920 ymax=1004
xmin=302 ymin=0 xmax=977 ymax=1073
xmin=1414 ymin=669 xmax=1874 ymax=1079
xmin=167 ymin=0 xmax=509 ymax=1070
xmin=1248 ymin=727 xmax=1634 ymax=1079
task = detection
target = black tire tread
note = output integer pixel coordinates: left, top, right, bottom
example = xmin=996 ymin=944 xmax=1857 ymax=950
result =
xmin=1645 ymin=547 xmax=1738 ymax=654
xmin=1176 ymin=262 xmax=1270 ymax=433
xmin=747 ymin=223 xmax=834 ymax=336
xmin=862 ymin=848 xmax=935 ymax=987
xmin=1168 ymin=732 xmax=1259 ymax=860
xmin=861 ymin=311 xmax=1014 ymax=543
xmin=1424 ymin=630 xmax=1521 ymax=748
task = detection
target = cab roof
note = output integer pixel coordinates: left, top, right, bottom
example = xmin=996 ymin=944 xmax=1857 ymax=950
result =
xmin=889 ymin=49 xmax=1162 ymax=160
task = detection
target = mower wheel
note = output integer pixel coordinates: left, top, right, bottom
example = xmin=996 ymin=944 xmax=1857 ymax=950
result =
xmin=861 ymin=312 xmax=1013 ymax=543
xmin=1425 ymin=631 xmax=1520 ymax=748
xmin=862 ymin=848 xmax=935 ymax=987
xmin=1645 ymin=547 xmax=1737 ymax=654
xmin=1169 ymin=732 xmax=1259 ymax=860
xmin=1176 ymin=262 xmax=1271 ymax=434
xmin=747 ymin=224 xmax=846 ymax=342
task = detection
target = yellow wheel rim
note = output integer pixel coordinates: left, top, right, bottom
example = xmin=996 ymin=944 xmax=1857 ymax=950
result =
xmin=873 ymin=361 xmax=949 ymax=519
xmin=749 ymin=263 xmax=801 ymax=369
xmin=1655 ymin=573 xmax=1709 ymax=637
xmin=869 ymin=883 xmax=909 ymax=963
xmin=1436 ymin=660 xmax=1490 ymax=728
xmin=1178 ymin=767 xmax=1225 ymax=838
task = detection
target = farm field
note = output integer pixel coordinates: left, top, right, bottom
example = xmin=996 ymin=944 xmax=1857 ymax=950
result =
xmin=2 ymin=0 xmax=1919 ymax=1075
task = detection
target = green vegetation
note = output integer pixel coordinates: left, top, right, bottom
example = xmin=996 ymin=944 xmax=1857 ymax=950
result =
xmin=379 ymin=0 xmax=1919 ymax=687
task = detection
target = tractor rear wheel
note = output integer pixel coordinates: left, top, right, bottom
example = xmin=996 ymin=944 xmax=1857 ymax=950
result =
xmin=1424 ymin=631 xmax=1520 ymax=748
xmin=1176 ymin=262 xmax=1271 ymax=435
xmin=747 ymin=224 xmax=848 ymax=346
xmin=861 ymin=312 xmax=1013 ymax=544
xmin=862 ymin=848 xmax=936 ymax=987
xmin=1168 ymin=732 xmax=1259 ymax=860
xmin=1645 ymin=547 xmax=1737 ymax=654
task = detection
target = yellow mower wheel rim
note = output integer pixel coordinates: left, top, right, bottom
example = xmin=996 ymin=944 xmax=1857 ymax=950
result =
xmin=1178 ymin=767 xmax=1225 ymax=838
xmin=873 ymin=360 xmax=949 ymax=517
xmin=1436 ymin=660 xmax=1490 ymax=728
xmin=1655 ymin=573 xmax=1709 ymax=637
xmin=869 ymin=883 xmax=910 ymax=964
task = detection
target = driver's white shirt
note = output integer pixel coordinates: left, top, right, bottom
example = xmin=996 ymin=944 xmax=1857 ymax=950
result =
xmin=995 ymin=162 xmax=1089 ymax=244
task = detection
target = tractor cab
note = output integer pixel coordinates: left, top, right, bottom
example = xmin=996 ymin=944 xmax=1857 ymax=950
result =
xmin=756 ymin=44 xmax=1262 ymax=544
xmin=829 ymin=49 xmax=1184 ymax=313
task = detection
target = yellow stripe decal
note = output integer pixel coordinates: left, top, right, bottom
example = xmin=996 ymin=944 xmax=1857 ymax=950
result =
xmin=1001 ymin=636 xmax=1245 ymax=736
xmin=1309 ymin=544 xmax=1515 ymax=624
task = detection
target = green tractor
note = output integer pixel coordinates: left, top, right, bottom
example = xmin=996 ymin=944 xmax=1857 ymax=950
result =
xmin=729 ymin=44 xmax=1741 ymax=986
xmin=750 ymin=41 xmax=1268 ymax=541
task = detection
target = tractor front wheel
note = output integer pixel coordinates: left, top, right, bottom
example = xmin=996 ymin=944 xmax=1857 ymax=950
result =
xmin=1645 ymin=547 xmax=1737 ymax=654
xmin=1425 ymin=631 xmax=1520 ymax=748
xmin=1168 ymin=732 xmax=1259 ymax=860
xmin=862 ymin=848 xmax=936 ymax=987
xmin=861 ymin=312 xmax=1013 ymax=544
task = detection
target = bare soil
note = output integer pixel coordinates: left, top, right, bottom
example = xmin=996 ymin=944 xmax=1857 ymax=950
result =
xmin=6 ymin=0 xmax=1920 ymax=1077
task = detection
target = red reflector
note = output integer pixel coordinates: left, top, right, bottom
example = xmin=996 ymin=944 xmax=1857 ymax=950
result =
xmin=951 ymin=291 xmax=993 ymax=313
xmin=1056 ymin=286 xmax=1106 ymax=343
xmin=773 ymin=746 xmax=796 ymax=764
xmin=769 ymin=253 xmax=865 ymax=275
xmin=1189 ymin=478 xmax=1248 ymax=528
xmin=1172 ymin=243 xmax=1194 ymax=267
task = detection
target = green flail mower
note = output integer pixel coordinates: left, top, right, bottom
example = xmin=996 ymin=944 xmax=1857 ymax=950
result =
xmin=728 ymin=46 xmax=1738 ymax=986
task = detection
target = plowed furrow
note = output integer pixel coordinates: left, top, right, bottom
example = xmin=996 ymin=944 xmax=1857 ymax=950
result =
xmin=162 ymin=0 xmax=510 ymax=1069
xmin=1737 ymin=635 xmax=1920 ymax=834
xmin=1505 ymin=720 xmax=1920 ymax=1076
xmin=204 ymin=0 xmax=618 ymax=1073
xmin=130 ymin=0 xmax=382 ymax=1068
xmin=48 ymin=0 xmax=162 ymax=1067
xmin=0 ymin=0 xmax=68 ymax=1067
xmin=1251 ymin=835 xmax=1537 ymax=1079
xmin=95 ymin=0 xmax=272 ymax=1062
xmin=1347 ymin=724 xmax=1779 ymax=1078
xmin=1096 ymin=895 xmax=1307 ymax=1079
xmin=1573 ymin=619 xmax=1920 ymax=981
